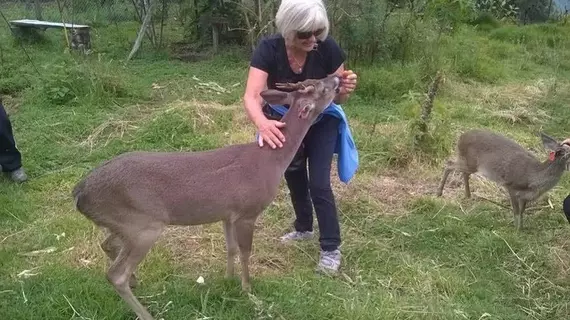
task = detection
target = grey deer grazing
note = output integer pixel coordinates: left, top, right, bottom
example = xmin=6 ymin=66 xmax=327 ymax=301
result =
xmin=72 ymin=75 xmax=341 ymax=320
xmin=436 ymin=129 xmax=570 ymax=230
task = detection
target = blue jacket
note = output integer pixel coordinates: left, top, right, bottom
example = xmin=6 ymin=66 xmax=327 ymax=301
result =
xmin=257 ymin=103 xmax=359 ymax=183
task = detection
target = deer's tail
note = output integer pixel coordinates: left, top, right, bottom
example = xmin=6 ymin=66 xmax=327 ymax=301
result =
xmin=72 ymin=178 xmax=87 ymax=213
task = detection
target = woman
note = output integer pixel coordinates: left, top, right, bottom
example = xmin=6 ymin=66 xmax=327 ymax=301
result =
xmin=243 ymin=0 xmax=357 ymax=273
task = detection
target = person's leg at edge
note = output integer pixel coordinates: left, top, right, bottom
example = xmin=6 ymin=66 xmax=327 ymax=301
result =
xmin=0 ymin=100 xmax=27 ymax=182
xmin=563 ymin=194 xmax=570 ymax=224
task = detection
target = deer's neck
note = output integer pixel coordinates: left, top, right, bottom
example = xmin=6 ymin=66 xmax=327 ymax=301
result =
xmin=541 ymin=159 xmax=566 ymax=175
xmin=262 ymin=108 xmax=314 ymax=172
xmin=534 ymin=159 xmax=566 ymax=191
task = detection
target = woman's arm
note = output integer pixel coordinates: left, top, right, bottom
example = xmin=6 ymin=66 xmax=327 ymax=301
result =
xmin=243 ymin=66 xmax=286 ymax=149
xmin=243 ymin=67 xmax=270 ymax=127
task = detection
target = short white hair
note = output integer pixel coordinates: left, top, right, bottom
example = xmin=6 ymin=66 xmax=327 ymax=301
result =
xmin=275 ymin=0 xmax=330 ymax=41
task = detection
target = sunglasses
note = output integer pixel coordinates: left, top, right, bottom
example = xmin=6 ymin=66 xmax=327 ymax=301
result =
xmin=296 ymin=28 xmax=324 ymax=39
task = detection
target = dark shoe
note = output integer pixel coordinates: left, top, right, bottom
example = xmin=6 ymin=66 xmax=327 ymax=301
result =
xmin=8 ymin=167 xmax=28 ymax=182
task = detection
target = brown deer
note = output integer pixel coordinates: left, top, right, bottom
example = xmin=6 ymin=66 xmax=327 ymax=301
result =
xmin=436 ymin=129 xmax=570 ymax=230
xmin=71 ymin=75 xmax=341 ymax=320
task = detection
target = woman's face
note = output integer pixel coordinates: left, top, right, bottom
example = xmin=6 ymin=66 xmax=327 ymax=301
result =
xmin=290 ymin=28 xmax=324 ymax=52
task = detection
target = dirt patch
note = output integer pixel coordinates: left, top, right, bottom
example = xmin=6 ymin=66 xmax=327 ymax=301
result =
xmin=328 ymin=161 xmax=439 ymax=215
xmin=329 ymin=160 xmax=533 ymax=216
xmin=158 ymin=218 xmax=296 ymax=277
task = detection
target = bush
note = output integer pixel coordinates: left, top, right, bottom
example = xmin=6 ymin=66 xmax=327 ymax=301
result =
xmin=30 ymin=60 xmax=132 ymax=107
xmin=469 ymin=11 xmax=501 ymax=31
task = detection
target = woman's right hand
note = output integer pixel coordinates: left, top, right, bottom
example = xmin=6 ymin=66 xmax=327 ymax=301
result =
xmin=257 ymin=119 xmax=286 ymax=149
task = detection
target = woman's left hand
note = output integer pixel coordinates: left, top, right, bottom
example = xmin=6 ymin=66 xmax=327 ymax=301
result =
xmin=340 ymin=70 xmax=358 ymax=95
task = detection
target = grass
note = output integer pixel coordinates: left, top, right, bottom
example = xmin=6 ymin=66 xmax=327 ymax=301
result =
xmin=2 ymin=3 xmax=570 ymax=320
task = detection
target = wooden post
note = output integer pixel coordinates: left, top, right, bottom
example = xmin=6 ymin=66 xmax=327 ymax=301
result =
xmin=212 ymin=23 xmax=219 ymax=53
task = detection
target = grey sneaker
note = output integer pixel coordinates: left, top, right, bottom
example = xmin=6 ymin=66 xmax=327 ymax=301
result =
xmin=9 ymin=168 xmax=28 ymax=182
xmin=316 ymin=249 xmax=341 ymax=274
xmin=279 ymin=230 xmax=314 ymax=243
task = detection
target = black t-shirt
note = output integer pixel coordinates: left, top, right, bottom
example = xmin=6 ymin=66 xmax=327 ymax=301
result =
xmin=250 ymin=34 xmax=346 ymax=91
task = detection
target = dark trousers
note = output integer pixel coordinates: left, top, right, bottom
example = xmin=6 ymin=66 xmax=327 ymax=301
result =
xmin=563 ymin=194 xmax=570 ymax=224
xmin=263 ymin=105 xmax=341 ymax=252
xmin=0 ymin=101 xmax=23 ymax=172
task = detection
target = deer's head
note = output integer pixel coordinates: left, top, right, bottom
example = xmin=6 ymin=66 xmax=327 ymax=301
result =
xmin=260 ymin=75 xmax=341 ymax=120
xmin=541 ymin=132 xmax=570 ymax=170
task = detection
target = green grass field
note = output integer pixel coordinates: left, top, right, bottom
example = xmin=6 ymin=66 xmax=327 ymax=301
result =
xmin=2 ymin=4 xmax=570 ymax=320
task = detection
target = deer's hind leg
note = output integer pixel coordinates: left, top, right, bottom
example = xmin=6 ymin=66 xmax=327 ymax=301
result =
xmin=101 ymin=232 xmax=138 ymax=288
xmin=106 ymin=223 xmax=164 ymax=320
xmin=506 ymin=190 xmax=526 ymax=231
xmin=437 ymin=157 xmax=474 ymax=199
xmin=463 ymin=172 xmax=472 ymax=199
xmin=437 ymin=159 xmax=456 ymax=196
xmin=515 ymin=198 xmax=527 ymax=231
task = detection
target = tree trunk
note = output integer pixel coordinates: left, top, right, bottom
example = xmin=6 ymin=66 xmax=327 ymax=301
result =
xmin=127 ymin=0 xmax=155 ymax=62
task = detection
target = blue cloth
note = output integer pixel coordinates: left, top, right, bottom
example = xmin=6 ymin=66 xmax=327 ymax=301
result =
xmin=256 ymin=103 xmax=359 ymax=183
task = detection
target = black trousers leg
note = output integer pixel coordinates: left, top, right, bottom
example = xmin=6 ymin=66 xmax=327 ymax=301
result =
xmin=563 ymin=194 xmax=570 ymax=224
xmin=284 ymin=115 xmax=341 ymax=251
xmin=0 ymin=102 xmax=23 ymax=172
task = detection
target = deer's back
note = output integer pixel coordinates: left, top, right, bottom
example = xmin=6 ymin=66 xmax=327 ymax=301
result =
xmin=457 ymin=129 xmax=542 ymax=187
xmin=74 ymin=142 xmax=281 ymax=226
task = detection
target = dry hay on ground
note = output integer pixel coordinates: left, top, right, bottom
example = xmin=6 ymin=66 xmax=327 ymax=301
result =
xmin=77 ymin=99 xmax=249 ymax=151
xmin=446 ymin=77 xmax=559 ymax=124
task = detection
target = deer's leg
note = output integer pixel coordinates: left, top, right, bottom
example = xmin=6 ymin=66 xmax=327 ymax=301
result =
xmin=462 ymin=172 xmax=471 ymax=199
xmin=101 ymin=233 xmax=138 ymax=288
xmin=235 ymin=218 xmax=255 ymax=292
xmin=106 ymin=224 xmax=163 ymax=320
xmin=515 ymin=199 xmax=527 ymax=231
xmin=436 ymin=160 xmax=454 ymax=196
xmin=507 ymin=190 xmax=519 ymax=214
xmin=507 ymin=190 xmax=522 ymax=230
xmin=223 ymin=219 xmax=238 ymax=278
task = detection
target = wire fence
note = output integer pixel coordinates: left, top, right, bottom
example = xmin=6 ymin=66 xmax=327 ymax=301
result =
xmin=2 ymin=1 xmax=569 ymax=64
xmin=1 ymin=0 xmax=138 ymax=26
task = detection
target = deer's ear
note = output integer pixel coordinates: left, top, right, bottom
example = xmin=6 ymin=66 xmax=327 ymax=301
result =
xmin=260 ymin=90 xmax=292 ymax=105
xmin=540 ymin=132 xmax=560 ymax=151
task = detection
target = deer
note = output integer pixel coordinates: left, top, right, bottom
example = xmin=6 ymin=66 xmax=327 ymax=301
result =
xmin=436 ymin=129 xmax=570 ymax=230
xmin=71 ymin=75 xmax=341 ymax=320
